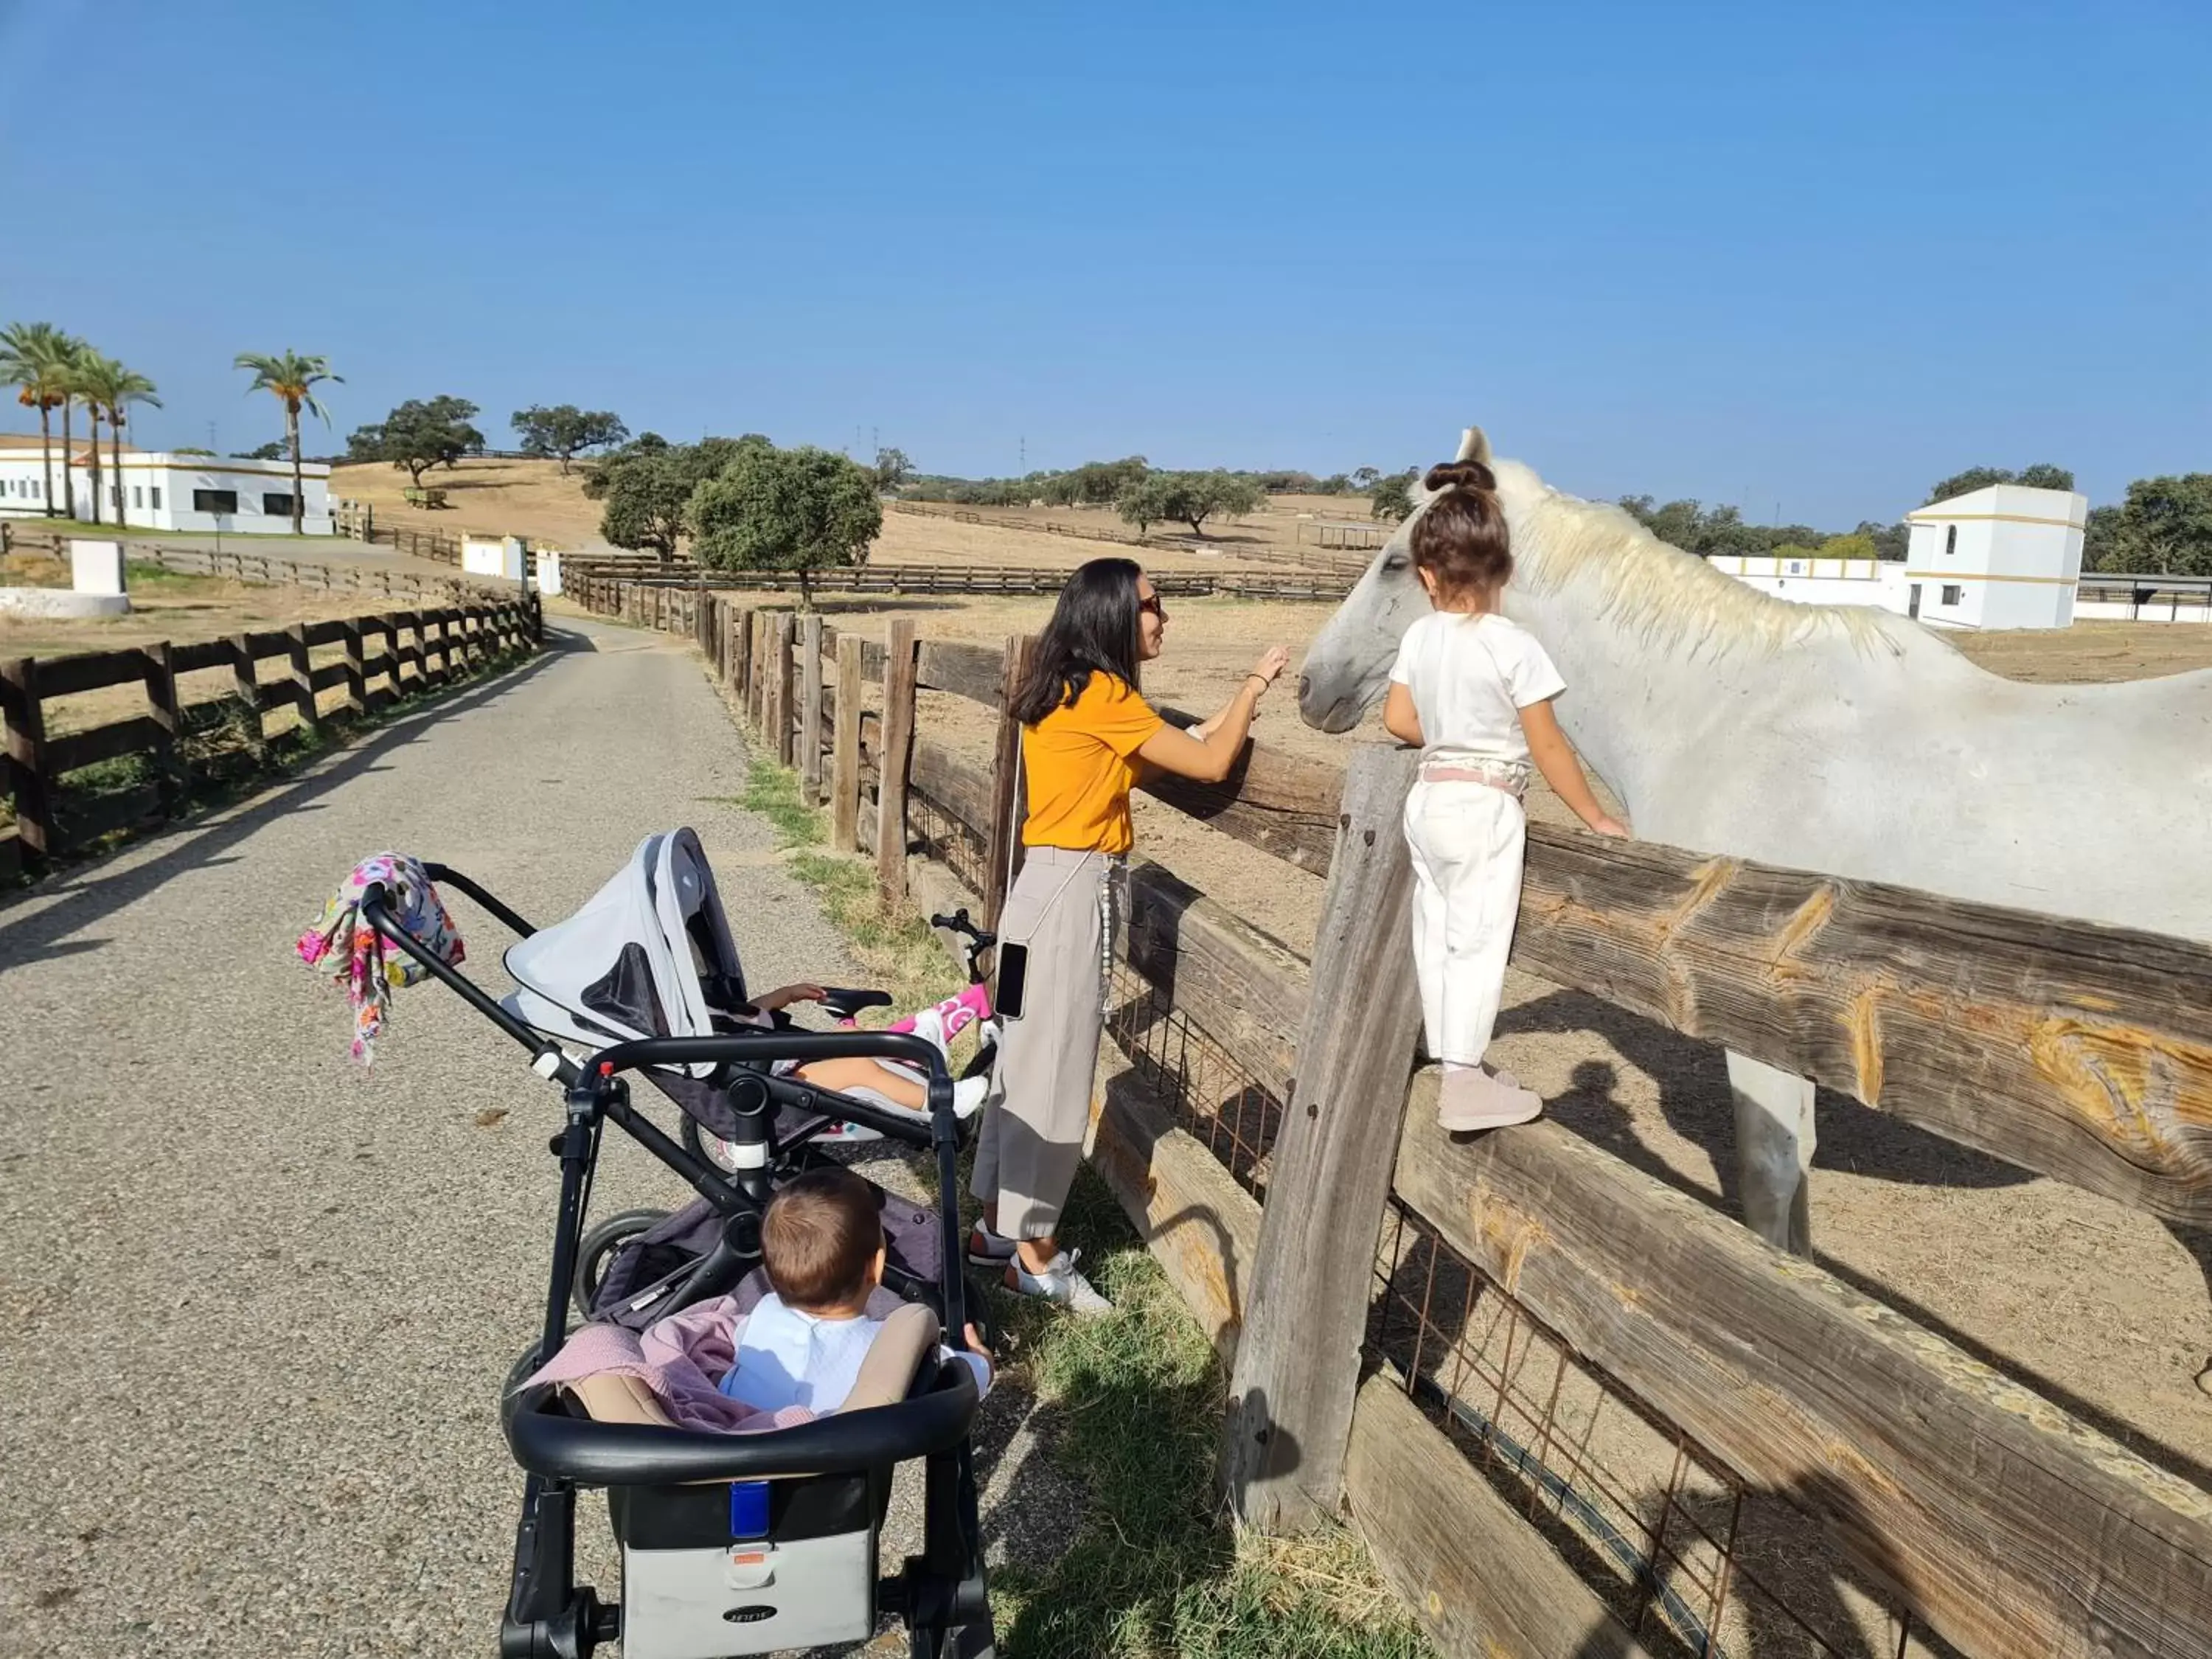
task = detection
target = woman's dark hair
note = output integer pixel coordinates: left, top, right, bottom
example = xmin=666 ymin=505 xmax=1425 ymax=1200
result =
xmin=1009 ymin=557 xmax=1145 ymax=726
xmin=1411 ymin=459 xmax=1513 ymax=599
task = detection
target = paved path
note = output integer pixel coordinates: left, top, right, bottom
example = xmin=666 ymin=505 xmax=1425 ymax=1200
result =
xmin=0 ymin=619 xmax=989 ymax=1656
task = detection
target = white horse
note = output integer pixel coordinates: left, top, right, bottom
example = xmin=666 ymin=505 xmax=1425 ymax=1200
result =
xmin=1298 ymin=425 xmax=2212 ymax=1290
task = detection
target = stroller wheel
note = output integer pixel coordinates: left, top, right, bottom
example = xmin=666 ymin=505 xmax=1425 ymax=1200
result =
xmin=571 ymin=1207 xmax=672 ymax=1323
xmin=911 ymin=1615 xmax=998 ymax=1659
xmin=681 ymin=1113 xmax=744 ymax=1175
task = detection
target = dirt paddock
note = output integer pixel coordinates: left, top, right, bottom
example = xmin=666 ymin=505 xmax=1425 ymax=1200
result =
xmin=791 ymin=591 xmax=2212 ymax=1486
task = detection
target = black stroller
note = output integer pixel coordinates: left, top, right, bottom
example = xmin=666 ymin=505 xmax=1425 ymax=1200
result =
xmin=359 ymin=831 xmax=998 ymax=1657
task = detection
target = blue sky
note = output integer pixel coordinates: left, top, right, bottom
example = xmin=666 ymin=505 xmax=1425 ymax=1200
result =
xmin=1 ymin=1 xmax=2204 ymax=526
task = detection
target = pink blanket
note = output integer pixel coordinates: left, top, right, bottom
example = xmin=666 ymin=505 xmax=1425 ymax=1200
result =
xmin=526 ymin=1294 xmax=815 ymax=1434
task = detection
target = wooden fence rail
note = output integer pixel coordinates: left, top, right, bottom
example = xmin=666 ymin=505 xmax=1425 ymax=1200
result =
xmin=572 ymin=568 xmax=2212 ymax=1659
xmin=1 ymin=527 xmax=495 ymax=604
xmin=1 ymin=595 xmax=539 ymax=871
xmin=560 ymin=563 xmax=1355 ymax=603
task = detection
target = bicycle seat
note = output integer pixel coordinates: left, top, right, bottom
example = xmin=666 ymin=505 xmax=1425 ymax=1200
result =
xmin=820 ymin=987 xmax=895 ymax=1021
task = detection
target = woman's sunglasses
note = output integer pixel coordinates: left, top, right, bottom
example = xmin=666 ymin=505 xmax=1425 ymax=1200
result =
xmin=1138 ymin=595 xmax=1167 ymax=619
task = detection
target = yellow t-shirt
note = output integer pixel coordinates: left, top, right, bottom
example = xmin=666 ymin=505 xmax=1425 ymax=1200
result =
xmin=1020 ymin=674 xmax=1165 ymax=853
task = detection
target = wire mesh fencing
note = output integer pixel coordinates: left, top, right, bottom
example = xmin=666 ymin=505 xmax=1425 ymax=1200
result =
xmin=1367 ymin=1199 xmax=1962 ymax=1659
xmin=1105 ymin=958 xmax=1284 ymax=1200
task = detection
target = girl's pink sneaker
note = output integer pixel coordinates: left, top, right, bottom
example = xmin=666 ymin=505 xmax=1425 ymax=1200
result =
xmin=1437 ymin=1068 xmax=1543 ymax=1133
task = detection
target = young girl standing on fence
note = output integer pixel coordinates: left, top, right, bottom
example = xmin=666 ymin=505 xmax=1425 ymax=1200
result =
xmin=967 ymin=557 xmax=1291 ymax=1311
xmin=1382 ymin=461 xmax=1627 ymax=1132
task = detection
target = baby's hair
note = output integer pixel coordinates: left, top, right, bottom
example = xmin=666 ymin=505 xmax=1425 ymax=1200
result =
xmin=1411 ymin=459 xmax=1513 ymax=599
xmin=761 ymin=1166 xmax=884 ymax=1310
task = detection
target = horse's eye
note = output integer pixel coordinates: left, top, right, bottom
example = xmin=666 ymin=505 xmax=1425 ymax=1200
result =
xmin=1382 ymin=554 xmax=1408 ymax=572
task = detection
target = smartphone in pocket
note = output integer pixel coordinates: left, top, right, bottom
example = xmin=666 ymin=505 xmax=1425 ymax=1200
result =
xmin=995 ymin=942 xmax=1031 ymax=1021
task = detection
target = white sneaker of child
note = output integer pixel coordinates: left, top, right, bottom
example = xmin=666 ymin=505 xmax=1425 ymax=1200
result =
xmin=953 ymin=1074 xmax=989 ymax=1118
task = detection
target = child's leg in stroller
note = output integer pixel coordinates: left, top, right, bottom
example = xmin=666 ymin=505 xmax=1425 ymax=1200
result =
xmin=796 ymin=1054 xmax=928 ymax=1110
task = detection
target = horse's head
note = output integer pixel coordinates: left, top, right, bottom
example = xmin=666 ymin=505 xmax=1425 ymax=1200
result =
xmin=1298 ymin=425 xmax=1493 ymax=732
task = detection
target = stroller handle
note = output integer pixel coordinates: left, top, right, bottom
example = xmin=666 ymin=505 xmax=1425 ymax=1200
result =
xmin=507 ymin=1354 xmax=979 ymax=1486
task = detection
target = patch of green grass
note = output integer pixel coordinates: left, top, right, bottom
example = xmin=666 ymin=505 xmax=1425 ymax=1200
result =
xmin=734 ymin=761 xmax=824 ymax=849
xmin=123 ymin=558 xmax=223 ymax=592
xmin=55 ymin=752 xmax=150 ymax=796
xmin=986 ymin=1174 xmax=1430 ymax=1659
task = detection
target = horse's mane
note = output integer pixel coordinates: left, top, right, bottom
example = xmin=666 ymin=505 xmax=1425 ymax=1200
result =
xmin=1492 ymin=459 xmax=1913 ymax=664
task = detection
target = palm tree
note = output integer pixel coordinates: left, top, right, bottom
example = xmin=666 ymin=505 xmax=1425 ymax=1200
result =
xmin=64 ymin=337 xmax=100 ymax=523
xmin=234 ymin=351 xmax=341 ymax=535
xmin=0 ymin=322 xmax=72 ymax=518
xmin=75 ymin=354 xmax=161 ymax=530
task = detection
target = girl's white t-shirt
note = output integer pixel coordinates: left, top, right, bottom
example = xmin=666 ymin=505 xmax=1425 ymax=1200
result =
xmin=1388 ymin=612 xmax=1566 ymax=765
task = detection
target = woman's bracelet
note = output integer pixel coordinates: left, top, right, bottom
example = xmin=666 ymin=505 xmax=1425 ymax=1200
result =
xmin=1244 ymin=673 xmax=1270 ymax=693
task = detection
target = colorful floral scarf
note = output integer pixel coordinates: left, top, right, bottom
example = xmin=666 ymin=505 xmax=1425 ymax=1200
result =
xmin=296 ymin=853 xmax=465 ymax=1065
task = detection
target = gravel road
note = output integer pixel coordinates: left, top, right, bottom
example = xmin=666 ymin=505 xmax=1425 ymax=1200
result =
xmin=0 ymin=617 xmax=1067 ymax=1658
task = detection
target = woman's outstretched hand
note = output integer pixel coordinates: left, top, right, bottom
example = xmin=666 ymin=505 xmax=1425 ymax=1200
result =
xmin=1588 ymin=815 xmax=1630 ymax=838
xmin=1251 ymin=644 xmax=1292 ymax=687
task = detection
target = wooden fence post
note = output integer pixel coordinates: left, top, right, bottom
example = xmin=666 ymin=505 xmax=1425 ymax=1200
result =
xmin=342 ymin=620 xmax=366 ymax=716
xmin=229 ymin=633 xmax=267 ymax=762
xmin=876 ymin=619 xmax=919 ymax=903
xmin=0 ymin=657 xmax=52 ymax=862
xmin=771 ymin=614 xmax=796 ymax=766
xmin=1221 ymin=743 xmax=1425 ymax=1531
xmin=832 ymin=633 xmax=863 ymax=852
xmin=288 ymin=624 xmax=321 ymax=740
xmin=799 ymin=613 xmax=824 ymax=801
xmin=981 ymin=633 xmax=1033 ymax=928
xmin=142 ymin=641 xmax=184 ymax=819
xmin=747 ymin=612 xmax=765 ymax=729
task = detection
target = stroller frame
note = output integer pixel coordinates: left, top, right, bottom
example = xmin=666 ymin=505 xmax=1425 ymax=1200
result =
xmin=360 ymin=871 xmax=995 ymax=1658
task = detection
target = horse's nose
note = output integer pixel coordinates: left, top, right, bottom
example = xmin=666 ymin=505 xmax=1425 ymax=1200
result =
xmin=1297 ymin=672 xmax=1312 ymax=704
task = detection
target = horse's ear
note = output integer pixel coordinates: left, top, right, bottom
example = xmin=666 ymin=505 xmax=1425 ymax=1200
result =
xmin=1456 ymin=426 xmax=1492 ymax=465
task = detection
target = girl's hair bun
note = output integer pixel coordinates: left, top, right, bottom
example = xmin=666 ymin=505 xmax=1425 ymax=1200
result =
xmin=1422 ymin=459 xmax=1497 ymax=495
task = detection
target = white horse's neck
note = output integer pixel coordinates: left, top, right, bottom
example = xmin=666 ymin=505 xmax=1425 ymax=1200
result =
xmin=1485 ymin=461 xmax=1951 ymax=846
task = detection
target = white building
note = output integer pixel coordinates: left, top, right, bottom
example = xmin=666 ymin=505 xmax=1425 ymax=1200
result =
xmin=1899 ymin=484 xmax=2085 ymax=630
xmin=0 ymin=435 xmax=335 ymax=535
xmin=1704 ymin=552 xmax=1913 ymax=615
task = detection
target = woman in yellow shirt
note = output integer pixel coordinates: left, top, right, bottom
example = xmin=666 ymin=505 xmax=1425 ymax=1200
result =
xmin=967 ymin=557 xmax=1290 ymax=1310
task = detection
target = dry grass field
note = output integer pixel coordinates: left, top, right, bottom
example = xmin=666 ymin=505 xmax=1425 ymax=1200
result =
xmin=331 ymin=459 xmax=1371 ymax=574
xmin=0 ymin=549 xmax=406 ymax=736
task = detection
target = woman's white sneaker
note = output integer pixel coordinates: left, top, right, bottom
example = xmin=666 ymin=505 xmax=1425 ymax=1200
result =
xmin=1006 ymin=1249 xmax=1112 ymax=1315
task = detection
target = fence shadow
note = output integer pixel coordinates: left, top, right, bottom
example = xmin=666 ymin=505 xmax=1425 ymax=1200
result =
xmin=1494 ymin=989 xmax=2212 ymax=1495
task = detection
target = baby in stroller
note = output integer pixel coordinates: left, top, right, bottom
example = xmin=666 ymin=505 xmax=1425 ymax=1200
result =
xmin=341 ymin=831 xmax=1003 ymax=1656
xmin=723 ymin=1166 xmax=992 ymax=1413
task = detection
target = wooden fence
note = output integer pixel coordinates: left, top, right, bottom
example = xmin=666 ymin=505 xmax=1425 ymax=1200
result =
xmin=1 ymin=527 xmax=490 ymax=605
xmin=580 ymin=573 xmax=2212 ymax=1659
xmin=561 ymin=563 xmax=1354 ymax=605
xmin=361 ymin=521 xmax=465 ymax=565
xmin=1 ymin=594 xmax=540 ymax=877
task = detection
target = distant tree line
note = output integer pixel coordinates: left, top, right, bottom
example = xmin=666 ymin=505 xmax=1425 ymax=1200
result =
xmin=897 ymin=455 xmax=1298 ymax=538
